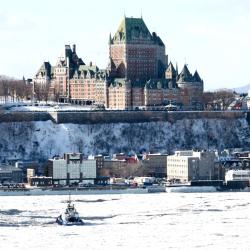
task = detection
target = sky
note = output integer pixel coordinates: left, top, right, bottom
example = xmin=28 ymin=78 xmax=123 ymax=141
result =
xmin=0 ymin=0 xmax=250 ymax=90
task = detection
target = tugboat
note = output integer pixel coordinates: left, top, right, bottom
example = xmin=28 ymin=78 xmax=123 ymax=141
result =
xmin=56 ymin=194 xmax=84 ymax=226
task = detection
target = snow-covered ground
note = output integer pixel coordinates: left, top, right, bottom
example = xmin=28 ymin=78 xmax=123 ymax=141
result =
xmin=2 ymin=102 xmax=94 ymax=112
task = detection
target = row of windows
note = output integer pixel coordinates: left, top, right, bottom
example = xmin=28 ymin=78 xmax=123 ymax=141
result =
xmin=168 ymin=164 xmax=188 ymax=168
xmin=168 ymin=159 xmax=187 ymax=162
xmin=56 ymin=69 xmax=66 ymax=73
xmin=168 ymin=170 xmax=187 ymax=175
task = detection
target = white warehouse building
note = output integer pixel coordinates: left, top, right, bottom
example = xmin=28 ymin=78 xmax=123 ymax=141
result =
xmin=47 ymin=153 xmax=96 ymax=185
xmin=167 ymin=150 xmax=216 ymax=182
xmin=225 ymin=170 xmax=250 ymax=182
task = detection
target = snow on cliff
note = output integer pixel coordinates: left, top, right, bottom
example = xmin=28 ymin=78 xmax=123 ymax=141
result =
xmin=0 ymin=118 xmax=250 ymax=162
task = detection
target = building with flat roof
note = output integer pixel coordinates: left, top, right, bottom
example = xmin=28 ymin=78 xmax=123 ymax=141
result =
xmin=0 ymin=165 xmax=23 ymax=184
xmin=143 ymin=153 xmax=168 ymax=177
xmin=47 ymin=153 xmax=96 ymax=185
xmin=167 ymin=150 xmax=216 ymax=182
xmin=28 ymin=176 xmax=53 ymax=187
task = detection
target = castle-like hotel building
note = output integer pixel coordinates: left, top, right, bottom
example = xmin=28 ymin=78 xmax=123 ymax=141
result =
xmin=34 ymin=17 xmax=203 ymax=110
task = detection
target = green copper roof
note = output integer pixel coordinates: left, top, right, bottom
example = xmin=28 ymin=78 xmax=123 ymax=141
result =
xmin=112 ymin=17 xmax=152 ymax=43
xmin=78 ymin=65 xmax=99 ymax=73
xmin=109 ymin=78 xmax=127 ymax=88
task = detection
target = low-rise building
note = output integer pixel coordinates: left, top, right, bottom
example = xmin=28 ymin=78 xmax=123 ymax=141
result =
xmin=167 ymin=150 xmax=216 ymax=182
xmin=28 ymin=176 xmax=53 ymax=187
xmin=143 ymin=153 xmax=168 ymax=177
xmin=27 ymin=168 xmax=35 ymax=180
xmin=0 ymin=165 xmax=23 ymax=183
xmin=102 ymin=159 xmax=127 ymax=177
xmin=95 ymin=155 xmax=105 ymax=177
xmin=99 ymin=157 xmax=142 ymax=178
xmin=225 ymin=169 xmax=250 ymax=182
xmin=15 ymin=160 xmax=41 ymax=176
xmin=47 ymin=153 xmax=96 ymax=185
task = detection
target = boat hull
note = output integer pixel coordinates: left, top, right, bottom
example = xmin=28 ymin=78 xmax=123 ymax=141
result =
xmin=56 ymin=216 xmax=84 ymax=226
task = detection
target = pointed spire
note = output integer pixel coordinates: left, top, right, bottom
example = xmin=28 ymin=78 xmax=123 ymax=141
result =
xmin=168 ymin=61 xmax=176 ymax=72
xmin=176 ymin=62 xmax=178 ymax=76
xmin=178 ymin=64 xmax=192 ymax=82
xmin=165 ymin=61 xmax=176 ymax=80
xmin=193 ymin=70 xmax=202 ymax=82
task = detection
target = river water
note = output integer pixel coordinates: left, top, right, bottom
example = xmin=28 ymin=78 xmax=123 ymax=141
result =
xmin=0 ymin=192 xmax=249 ymax=249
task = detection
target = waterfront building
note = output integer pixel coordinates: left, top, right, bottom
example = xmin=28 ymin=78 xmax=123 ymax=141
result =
xmin=28 ymin=176 xmax=53 ymax=187
xmin=99 ymin=156 xmax=142 ymax=178
xmin=142 ymin=153 xmax=168 ymax=177
xmin=167 ymin=150 xmax=216 ymax=182
xmin=15 ymin=160 xmax=40 ymax=175
xmin=225 ymin=169 xmax=250 ymax=182
xmin=102 ymin=159 xmax=127 ymax=177
xmin=0 ymin=165 xmax=23 ymax=184
xmin=27 ymin=168 xmax=35 ymax=180
xmin=94 ymin=155 xmax=105 ymax=178
xmin=47 ymin=153 xmax=96 ymax=185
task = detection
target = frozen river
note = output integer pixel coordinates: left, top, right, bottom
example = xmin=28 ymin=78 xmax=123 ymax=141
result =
xmin=0 ymin=192 xmax=249 ymax=249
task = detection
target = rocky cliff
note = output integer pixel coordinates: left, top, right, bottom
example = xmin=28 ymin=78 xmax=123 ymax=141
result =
xmin=0 ymin=118 xmax=249 ymax=162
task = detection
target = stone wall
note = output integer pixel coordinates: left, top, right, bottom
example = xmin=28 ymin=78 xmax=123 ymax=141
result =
xmin=0 ymin=111 xmax=51 ymax=123
xmin=0 ymin=110 xmax=248 ymax=124
xmin=55 ymin=110 xmax=247 ymax=124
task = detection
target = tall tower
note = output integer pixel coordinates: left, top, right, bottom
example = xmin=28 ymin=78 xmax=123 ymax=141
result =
xmin=109 ymin=17 xmax=167 ymax=81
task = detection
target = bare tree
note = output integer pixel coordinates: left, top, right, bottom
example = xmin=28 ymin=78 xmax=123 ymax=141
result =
xmin=201 ymin=92 xmax=216 ymax=110
xmin=214 ymin=90 xmax=235 ymax=110
xmin=25 ymin=83 xmax=33 ymax=100
xmin=0 ymin=80 xmax=10 ymax=102
xmin=34 ymin=84 xmax=43 ymax=102
xmin=34 ymin=83 xmax=51 ymax=102
xmin=201 ymin=90 xmax=235 ymax=110
xmin=42 ymin=84 xmax=50 ymax=103
xmin=0 ymin=79 xmax=35 ymax=103
xmin=15 ymin=80 xmax=26 ymax=101
xmin=54 ymin=86 xmax=60 ymax=103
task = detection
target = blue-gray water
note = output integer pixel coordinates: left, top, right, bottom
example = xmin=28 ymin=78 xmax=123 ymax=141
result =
xmin=0 ymin=192 xmax=249 ymax=249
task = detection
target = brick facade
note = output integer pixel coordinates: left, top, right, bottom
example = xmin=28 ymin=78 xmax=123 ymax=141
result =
xmin=33 ymin=17 xmax=203 ymax=110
